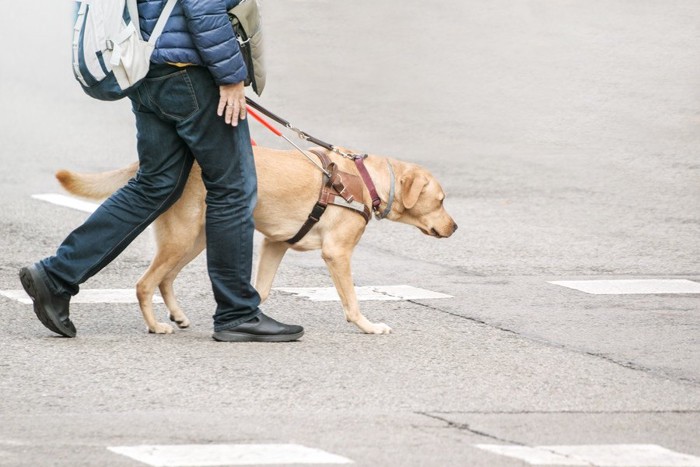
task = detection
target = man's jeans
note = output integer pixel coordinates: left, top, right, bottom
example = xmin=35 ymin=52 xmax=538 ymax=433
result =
xmin=38 ymin=65 xmax=261 ymax=330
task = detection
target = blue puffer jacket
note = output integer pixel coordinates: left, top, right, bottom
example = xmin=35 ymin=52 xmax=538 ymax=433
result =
xmin=137 ymin=0 xmax=247 ymax=85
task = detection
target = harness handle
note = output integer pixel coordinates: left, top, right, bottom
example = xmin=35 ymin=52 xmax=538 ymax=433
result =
xmin=246 ymin=105 xmax=331 ymax=177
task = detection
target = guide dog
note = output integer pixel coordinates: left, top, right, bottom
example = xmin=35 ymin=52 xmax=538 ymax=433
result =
xmin=56 ymin=146 xmax=457 ymax=334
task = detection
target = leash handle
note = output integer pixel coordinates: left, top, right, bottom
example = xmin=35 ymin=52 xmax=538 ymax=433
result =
xmin=246 ymin=102 xmax=330 ymax=176
xmin=246 ymin=97 xmax=292 ymax=127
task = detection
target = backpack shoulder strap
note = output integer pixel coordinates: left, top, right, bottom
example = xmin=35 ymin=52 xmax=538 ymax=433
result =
xmin=125 ymin=0 xmax=142 ymax=39
xmin=126 ymin=0 xmax=178 ymax=44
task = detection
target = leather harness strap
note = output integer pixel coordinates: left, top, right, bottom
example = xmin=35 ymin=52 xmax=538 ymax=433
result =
xmin=353 ymin=156 xmax=382 ymax=214
xmin=286 ymin=150 xmax=371 ymax=244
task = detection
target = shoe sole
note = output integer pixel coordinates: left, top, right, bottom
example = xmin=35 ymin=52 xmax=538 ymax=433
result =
xmin=19 ymin=267 xmax=76 ymax=338
xmin=212 ymin=330 xmax=304 ymax=343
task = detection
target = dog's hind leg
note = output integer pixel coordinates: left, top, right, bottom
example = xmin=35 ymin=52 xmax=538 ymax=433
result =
xmin=136 ymin=242 xmax=191 ymax=334
xmin=321 ymin=239 xmax=392 ymax=335
xmin=254 ymin=238 xmax=289 ymax=303
xmin=158 ymin=230 xmax=206 ymax=329
xmin=136 ymin=216 xmax=204 ymax=334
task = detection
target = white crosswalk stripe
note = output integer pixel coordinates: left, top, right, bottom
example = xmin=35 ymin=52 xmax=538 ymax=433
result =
xmin=107 ymin=444 xmax=353 ymax=466
xmin=275 ymin=285 xmax=452 ymax=301
xmin=31 ymin=193 xmax=99 ymax=214
xmin=474 ymin=444 xmax=700 ymax=466
xmin=0 ymin=289 xmax=162 ymax=305
xmin=549 ymin=279 xmax=700 ymax=295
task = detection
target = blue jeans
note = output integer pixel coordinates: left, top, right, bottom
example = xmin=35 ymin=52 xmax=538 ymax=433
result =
xmin=38 ymin=65 xmax=261 ymax=330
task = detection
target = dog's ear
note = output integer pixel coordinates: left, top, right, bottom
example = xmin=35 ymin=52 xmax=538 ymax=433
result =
xmin=401 ymin=172 xmax=429 ymax=210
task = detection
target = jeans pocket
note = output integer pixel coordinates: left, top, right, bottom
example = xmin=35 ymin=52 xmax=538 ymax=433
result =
xmin=142 ymin=70 xmax=199 ymax=122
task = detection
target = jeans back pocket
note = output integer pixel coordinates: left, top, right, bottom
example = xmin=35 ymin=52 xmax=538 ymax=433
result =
xmin=142 ymin=69 xmax=200 ymax=122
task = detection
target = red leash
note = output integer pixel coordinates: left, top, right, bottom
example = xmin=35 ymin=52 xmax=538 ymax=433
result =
xmin=246 ymin=104 xmax=330 ymax=176
xmin=247 ymin=106 xmax=282 ymax=137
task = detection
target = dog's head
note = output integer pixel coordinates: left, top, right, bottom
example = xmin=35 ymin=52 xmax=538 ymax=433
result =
xmin=392 ymin=164 xmax=458 ymax=238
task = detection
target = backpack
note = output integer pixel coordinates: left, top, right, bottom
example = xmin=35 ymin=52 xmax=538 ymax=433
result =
xmin=228 ymin=0 xmax=265 ymax=96
xmin=72 ymin=0 xmax=177 ymax=101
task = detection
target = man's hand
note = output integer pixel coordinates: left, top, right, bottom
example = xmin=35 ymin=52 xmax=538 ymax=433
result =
xmin=217 ymin=81 xmax=247 ymax=127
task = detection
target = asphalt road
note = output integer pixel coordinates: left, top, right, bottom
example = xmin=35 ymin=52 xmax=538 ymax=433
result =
xmin=1 ymin=1 xmax=699 ymax=466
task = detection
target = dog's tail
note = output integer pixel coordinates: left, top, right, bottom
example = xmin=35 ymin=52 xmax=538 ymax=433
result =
xmin=55 ymin=162 xmax=139 ymax=200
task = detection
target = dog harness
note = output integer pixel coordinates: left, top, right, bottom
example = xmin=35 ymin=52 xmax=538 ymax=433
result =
xmin=241 ymin=99 xmax=397 ymax=243
xmin=287 ymin=150 xmax=371 ymax=244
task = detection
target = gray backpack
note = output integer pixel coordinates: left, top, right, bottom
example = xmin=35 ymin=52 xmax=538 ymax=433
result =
xmin=72 ymin=0 xmax=177 ymax=100
xmin=229 ymin=0 xmax=265 ymax=95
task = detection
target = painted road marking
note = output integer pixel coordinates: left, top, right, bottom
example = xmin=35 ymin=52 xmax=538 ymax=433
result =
xmin=475 ymin=445 xmax=584 ymax=465
xmin=107 ymin=444 xmax=353 ymax=466
xmin=274 ymin=285 xmax=453 ymax=301
xmin=474 ymin=444 xmax=700 ymax=466
xmin=549 ymin=279 xmax=700 ymax=295
xmin=2 ymin=285 xmax=449 ymax=305
xmin=32 ymin=193 xmax=99 ymax=213
xmin=0 ymin=289 xmax=162 ymax=305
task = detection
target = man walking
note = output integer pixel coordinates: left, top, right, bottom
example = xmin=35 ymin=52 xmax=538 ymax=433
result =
xmin=20 ymin=0 xmax=303 ymax=342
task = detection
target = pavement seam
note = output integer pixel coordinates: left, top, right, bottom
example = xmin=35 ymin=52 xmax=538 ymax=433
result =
xmin=358 ymin=242 xmax=700 ymax=278
xmin=407 ymin=300 xmax=700 ymax=388
xmin=417 ymin=412 xmax=597 ymax=466
xmin=416 ymin=412 xmax=521 ymax=445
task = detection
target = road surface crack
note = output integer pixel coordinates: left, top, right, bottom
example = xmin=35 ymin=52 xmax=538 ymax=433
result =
xmin=416 ymin=412 xmax=520 ymax=444
xmin=408 ymin=300 xmax=700 ymax=388
xmin=417 ymin=412 xmax=597 ymax=466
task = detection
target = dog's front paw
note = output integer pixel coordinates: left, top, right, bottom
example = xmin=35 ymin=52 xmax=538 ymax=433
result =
xmin=353 ymin=316 xmax=393 ymax=334
xmin=169 ymin=314 xmax=190 ymax=329
xmin=148 ymin=322 xmax=174 ymax=334
xmin=366 ymin=322 xmax=392 ymax=335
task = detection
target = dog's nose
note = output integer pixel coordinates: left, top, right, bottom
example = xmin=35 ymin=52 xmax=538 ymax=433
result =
xmin=453 ymin=223 xmax=458 ymax=232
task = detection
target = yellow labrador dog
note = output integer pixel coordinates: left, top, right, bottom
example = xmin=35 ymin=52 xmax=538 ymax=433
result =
xmin=56 ymin=146 xmax=457 ymax=335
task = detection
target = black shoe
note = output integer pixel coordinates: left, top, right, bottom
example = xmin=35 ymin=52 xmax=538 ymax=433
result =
xmin=212 ymin=313 xmax=303 ymax=342
xmin=19 ymin=265 xmax=76 ymax=338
